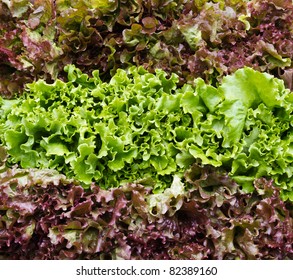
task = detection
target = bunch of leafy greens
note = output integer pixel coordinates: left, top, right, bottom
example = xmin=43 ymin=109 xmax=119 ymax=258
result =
xmin=0 ymin=0 xmax=62 ymax=96
xmin=0 ymin=161 xmax=292 ymax=260
xmin=2 ymin=0 xmax=293 ymax=97
xmin=179 ymin=0 xmax=293 ymax=87
xmin=1 ymin=65 xmax=293 ymax=201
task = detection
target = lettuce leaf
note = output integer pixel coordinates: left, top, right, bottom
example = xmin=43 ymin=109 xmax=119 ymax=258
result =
xmin=0 ymin=164 xmax=291 ymax=259
xmin=2 ymin=0 xmax=293 ymax=96
xmin=1 ymin=66 xmax=293 ymax=200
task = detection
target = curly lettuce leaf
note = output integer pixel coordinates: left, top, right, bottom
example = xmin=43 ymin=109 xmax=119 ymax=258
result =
xmin=1 ymin=66 xmax=293 ymax=200
xmin=2 ymin=0 xmax=293 ymax=96
xmin=0 ymin=164 xmax=291 ymax=259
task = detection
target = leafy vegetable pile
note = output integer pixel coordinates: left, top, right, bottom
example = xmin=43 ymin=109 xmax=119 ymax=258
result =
xmin=1 ymin=66 xmax=293 ymax=201
xmin=0 ymin=158 xmax=292 ymax=259
xmin=1 ymin=0 xmax=293 ymax=96
xmin=1 ymin=0 xmax=293 ymax=260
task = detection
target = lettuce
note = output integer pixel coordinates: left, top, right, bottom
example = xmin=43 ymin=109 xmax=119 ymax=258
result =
xmin=179 ymin=0 xmax=293 ymax=87
xmin=1 ymin=66 xmax=293 ymax=200
xmin=2 ymin=0 xmax=293 ymax=96
xmin=0 ymin=163 xmax=291 ymax=259
xmin=0 ymin=65 xmax=181 ymax=191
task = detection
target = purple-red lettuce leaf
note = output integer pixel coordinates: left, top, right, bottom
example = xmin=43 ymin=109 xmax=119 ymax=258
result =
xmin=2 ymin=0 xmax=293 ymax=97
xmin=0 ymin=164 xmax=292 ymax=260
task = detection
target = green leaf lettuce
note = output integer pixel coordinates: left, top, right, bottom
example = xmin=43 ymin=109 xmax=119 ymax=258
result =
xmin=1 ymin=66 xmax=293 ymax=200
